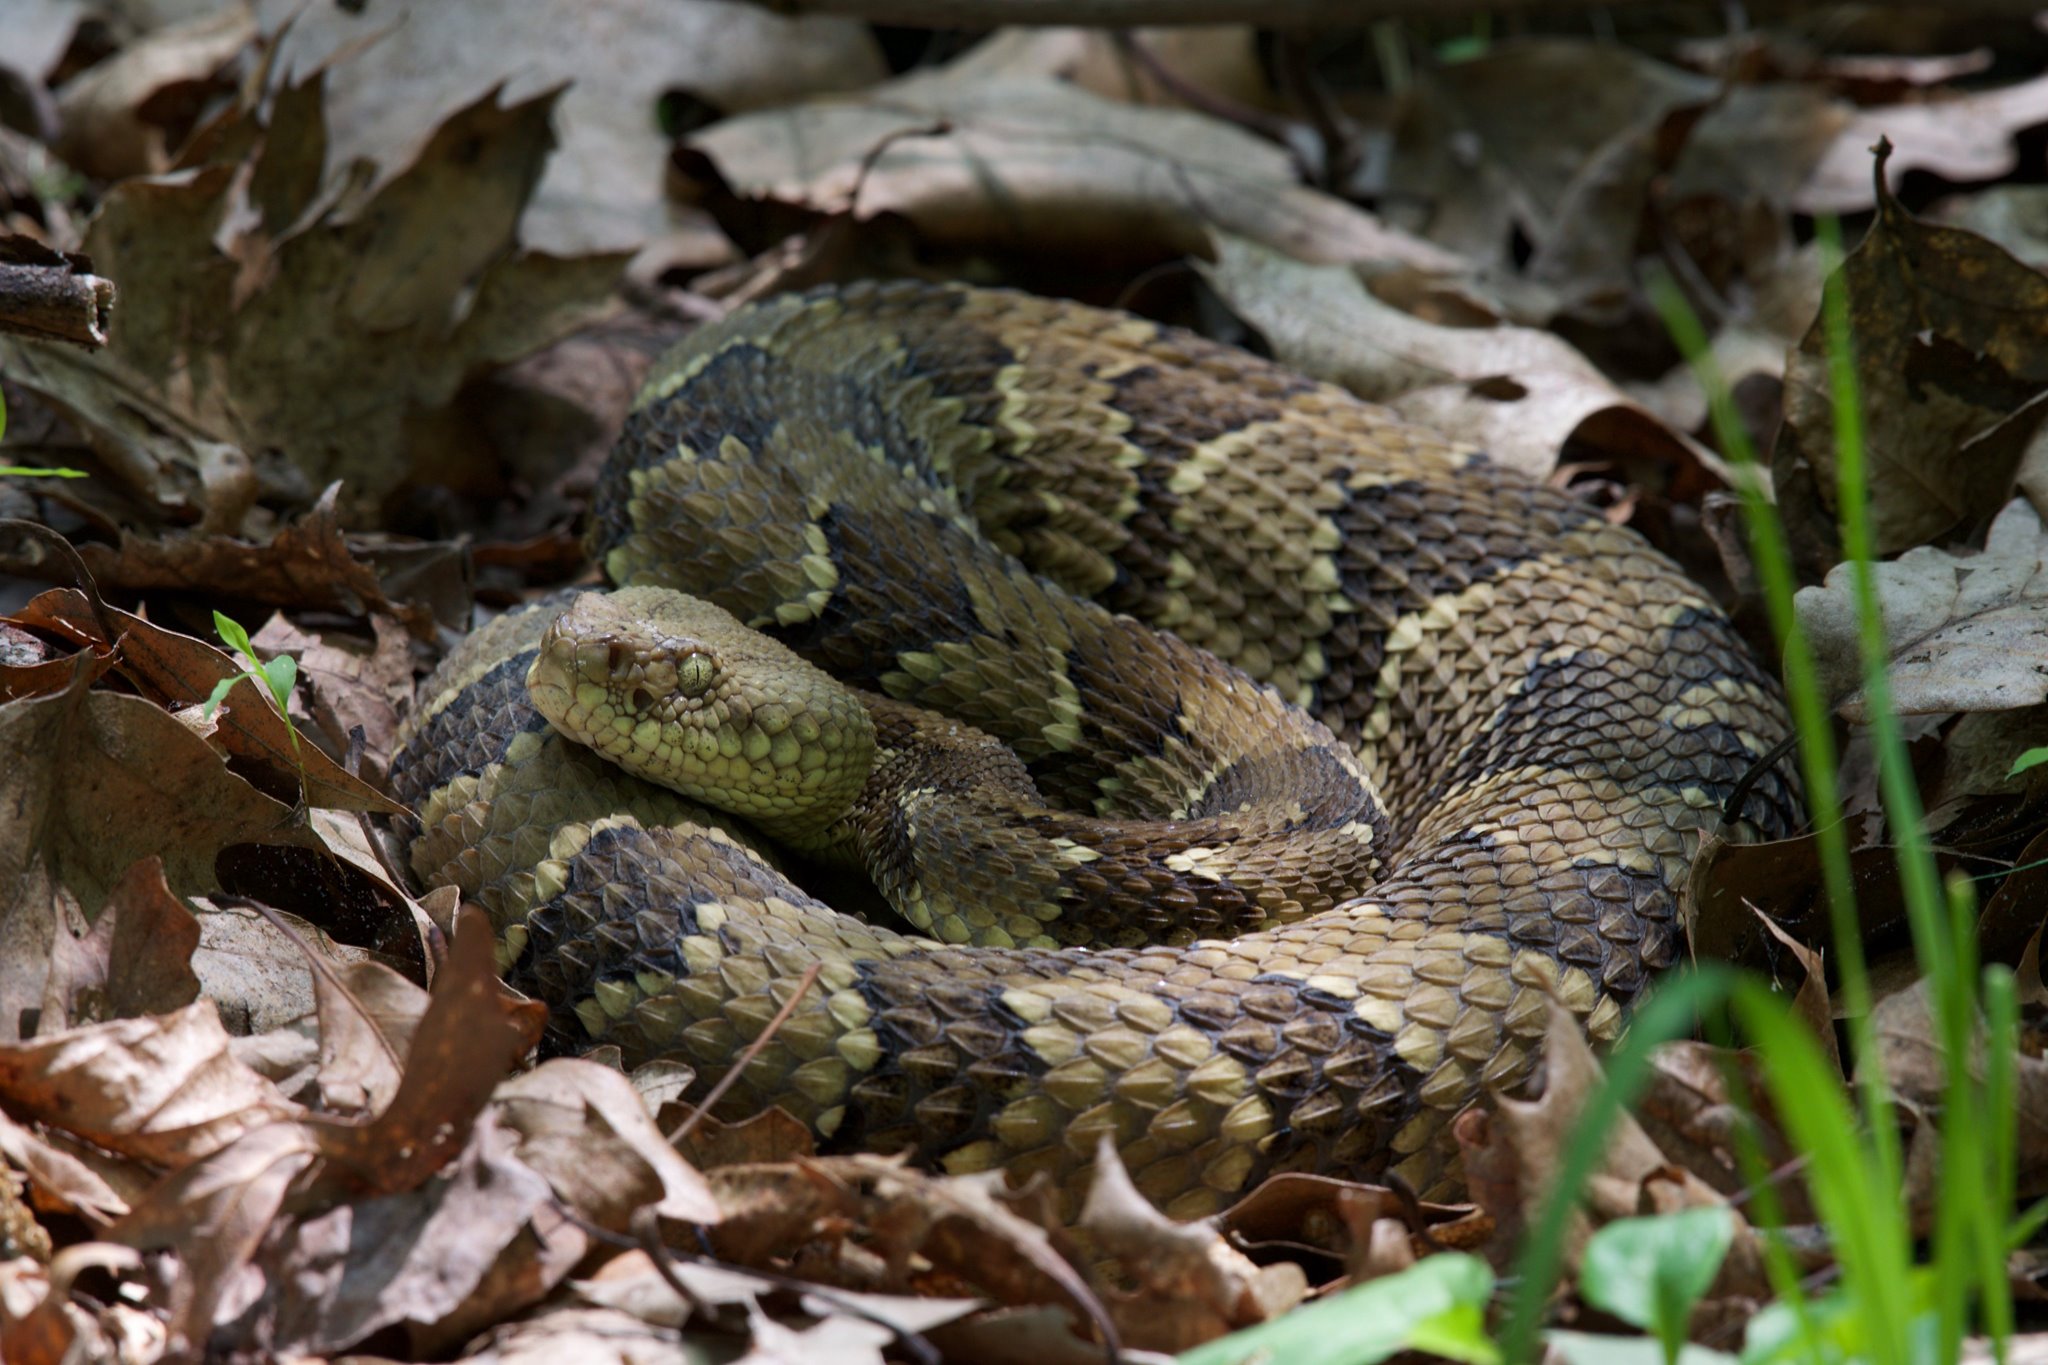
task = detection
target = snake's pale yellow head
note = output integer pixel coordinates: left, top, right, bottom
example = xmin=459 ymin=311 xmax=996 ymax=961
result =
xmin=527 ymin=587 xmax=875 ymax=837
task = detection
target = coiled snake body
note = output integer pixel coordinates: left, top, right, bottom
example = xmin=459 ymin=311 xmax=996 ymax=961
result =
xmin=391 ymin=283 xmax=1799 ymax=1215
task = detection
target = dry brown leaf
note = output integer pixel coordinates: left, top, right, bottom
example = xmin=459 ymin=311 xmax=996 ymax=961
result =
xmin=0 ymin=1244 xmax=160 ymax=1365
xmin=0 ymin=655 xmax=308 ymax=1041
xmin=1076 ymin=1137 xmax=1304 ymax=1351
xmin=1800 ymin=74 xmax=2048 ymax=215
xmin=231 ymin=1111 xmax=582 ymax=1360
xmin=187 ymin=898 xmax=377 ymax=1038
xmin=307 ymin=905 xmax=546 ymax=1200
xmin=10 ymin=69 xmax=626 ymax=519
xmin=705 ymin=1154 xmax=1112 ymax=1347
xmin=1778 ymin=143 xmax=2048 ymax=566
xmin=684 ymin=70 xmax=1455 ymax=273
xmin=0 ymin=1108 xmax=128 ymax=1225
xmin=266 ymin=0 xmax=886 ymax=264
xmin=1797 ymin=498 xmax=2048 ymax=722
xmin=13 ymin=583 xmax=402 ymax=816
xmin=1871 ymin=978 xmax=2048 ymax=1208
xmin=252 ymin=611 xmax=414 ymax=783
xmin=492 ymin=1059 xmax=722 ymax=1227
xmin=52 ymin=3 xmax=256 ymax=180
xmin=1385 ymin=40 xmax=1713 ymax=298
xmin=0 ymin=1000 xmax=303 ymax=1167
xmin=671 ymin=1106 xmax=817 ymax=1170
xmin=78 ymin=483 xmax=438 ymax=640
xmin=113 ymin=1118 xmax=321 ymax=1356
xmin=307 ymin=958 xmax=425 ymax=1117
xmin=39 ymin=855 xmax=201 ymax=1035
xmin=1200 ymin=232 xmax=1719 ymax=483
xmin=1467 ymin=1002 xmax=1744 ymax=1276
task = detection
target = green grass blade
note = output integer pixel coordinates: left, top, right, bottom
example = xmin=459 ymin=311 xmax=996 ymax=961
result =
xmin=1498 ymin=968 xmax=1736 ymax=1363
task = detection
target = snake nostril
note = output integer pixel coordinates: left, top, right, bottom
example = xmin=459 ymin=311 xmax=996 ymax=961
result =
xmin=607 ymin=640 xmax=629 ymax=672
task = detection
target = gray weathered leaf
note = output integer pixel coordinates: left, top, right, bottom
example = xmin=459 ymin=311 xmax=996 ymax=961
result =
xmin=1797 ymin=497 xmax=2048 ymax=722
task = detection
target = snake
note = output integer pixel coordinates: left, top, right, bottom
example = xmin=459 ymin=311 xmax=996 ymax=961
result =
xmin=388 ymin=281 xmax=1801 ymax=1218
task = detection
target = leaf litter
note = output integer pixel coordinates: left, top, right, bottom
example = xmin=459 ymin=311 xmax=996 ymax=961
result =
xmin=4 ymin=3 xmax=2048 ymax=1361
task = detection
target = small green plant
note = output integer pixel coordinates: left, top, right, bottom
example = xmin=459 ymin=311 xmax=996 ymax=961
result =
xmin=2009 ymin=747 xmax=2048 ymax=777
xmin=1178 ymin=1253 xmax=1499 ymax=1365
xmin=204 ymin=610 xmax=302 ymax=764
xmin=1578 ymin=1208 xmax=1735 ymax=1364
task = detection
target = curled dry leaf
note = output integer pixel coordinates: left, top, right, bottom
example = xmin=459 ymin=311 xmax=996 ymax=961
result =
xmin=1777 ymin=142 xmax=2048 ymax=566
xmin=1200 ymin=232 xmax=1720 ymax=484
xmin=683 ymin=70 xmax=1455 ymax=273
xmin=1796 ymin=497 xmax=2048 ymax=723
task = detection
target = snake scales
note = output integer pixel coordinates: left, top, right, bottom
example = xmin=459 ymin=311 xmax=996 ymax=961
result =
xmin=389 ymin=282 xmax=1800 ymax=1216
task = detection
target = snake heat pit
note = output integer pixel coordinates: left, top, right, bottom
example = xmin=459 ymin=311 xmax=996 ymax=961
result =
xmin=390 ymin=282 xmax=1801 ymax=1216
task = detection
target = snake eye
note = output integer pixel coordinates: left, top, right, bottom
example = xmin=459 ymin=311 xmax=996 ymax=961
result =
xmin=677 ymin=651 xmax=715 ymax=698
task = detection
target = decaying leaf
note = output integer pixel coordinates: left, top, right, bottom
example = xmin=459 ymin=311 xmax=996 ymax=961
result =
xmin=1797 ymin=497 xmax=2048 ymax=722
xmin=1778 ymin=141 xmax=2048 ymax=565
xmin=1200 ymin=232 xmax=1719 ymax=483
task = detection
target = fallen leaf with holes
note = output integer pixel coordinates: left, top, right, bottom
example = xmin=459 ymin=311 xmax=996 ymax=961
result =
xmin=1778 ymin=142 xmax=2048 ymax=566
xmin=1796 ymin=498 xmax=2048 ymax=722
xmin=1200 ymin=232 xmax=1718 ymax=483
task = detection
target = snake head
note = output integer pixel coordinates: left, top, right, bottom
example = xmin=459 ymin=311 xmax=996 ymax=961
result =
xmin=527 ymin=586 xmax=876 ymax=837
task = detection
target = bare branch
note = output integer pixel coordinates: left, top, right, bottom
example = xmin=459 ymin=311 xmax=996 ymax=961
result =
xmin=0 ymin=259 xmax=114 ymax=349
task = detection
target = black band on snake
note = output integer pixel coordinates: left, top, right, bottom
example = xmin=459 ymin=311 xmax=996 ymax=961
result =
xmin=389 ymin=281 xmax=1801 ymax=1218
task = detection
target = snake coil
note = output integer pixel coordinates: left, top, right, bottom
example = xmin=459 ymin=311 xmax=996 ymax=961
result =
xmin=391 ymin=282 xmax=1799 ymax=1216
